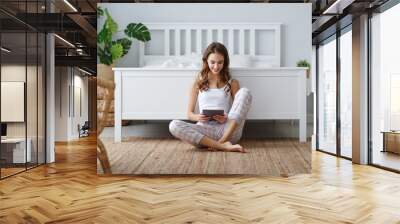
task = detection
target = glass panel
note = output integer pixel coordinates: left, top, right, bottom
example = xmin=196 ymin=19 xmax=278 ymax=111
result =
xmin=1 ymin=31 xmax=27 ymax=178
xmin=371 ymin=4 xmax=400 ymax=171
xmin=0 ymin=1 xmax=46 ymax=178
xmin=27 ymin=30 xmax=38 ymax=169
xmin=340 ymin=29 xmax=352 ymax=158
xmin=318 ymin=36 xmax=337 ymax=154
xmin=38 ymin=32 xmax=45 ymax=165
xmin=26 ymin=0 xmax=39 ymax=169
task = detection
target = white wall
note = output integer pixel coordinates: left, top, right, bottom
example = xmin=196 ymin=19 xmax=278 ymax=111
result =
xmin=55 ymin=67 xmax=69 ymax=141
xmin=54 ymin=67 xmax=89 ymax=141
xmin=1 ymin=64 xmax=46 ymax=164
xmin=99 ymin=3 xmax=312 ymax=67
xmin=1 ymin=65 xmax=37 ymax=137
xmin=1 ymin=65 xmax=26 ymax=139
xmin=72 ymin=73 xmax=89 ymax=138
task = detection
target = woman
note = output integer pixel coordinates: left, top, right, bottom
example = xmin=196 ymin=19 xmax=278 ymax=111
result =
xmin=169 ymin=42 xmax=252 ymax=152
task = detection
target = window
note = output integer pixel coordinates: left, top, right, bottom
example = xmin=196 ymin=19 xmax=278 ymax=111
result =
xmin=339 ymin=27 xmax=352 ymax=158
xmin=317 ymin=35 xmax=337 ymax=154
xmin=370 ymin=2 xmax=400 ymax=171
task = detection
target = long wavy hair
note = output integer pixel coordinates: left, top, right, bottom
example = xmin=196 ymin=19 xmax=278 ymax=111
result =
xmin=196 ymin=42 xmax=231 ymax=93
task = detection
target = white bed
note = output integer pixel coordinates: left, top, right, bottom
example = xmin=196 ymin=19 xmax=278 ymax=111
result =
xmin=113 ymin=23 xmax=310 ymax=142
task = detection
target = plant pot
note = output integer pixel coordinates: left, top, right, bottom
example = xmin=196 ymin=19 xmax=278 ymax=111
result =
xmin=96 ymin=64 xmax=129 ymax=128
xmin=97 ymin=64 xmax=114 ymax=127
xmin=97 ymin=63 xmax=115 ymax=81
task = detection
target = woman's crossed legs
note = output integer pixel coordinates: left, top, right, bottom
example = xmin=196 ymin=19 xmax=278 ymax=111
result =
xmin=169 ymin=88 xmax=252 ymax=152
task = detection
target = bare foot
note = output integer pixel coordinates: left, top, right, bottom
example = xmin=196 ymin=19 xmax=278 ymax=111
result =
xmin=222 ymin=141 xmax=247 ymax=153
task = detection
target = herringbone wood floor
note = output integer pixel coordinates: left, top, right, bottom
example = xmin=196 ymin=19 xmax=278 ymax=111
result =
xmin=1 ymin=136 xmax=400 ymax=223
xmin=102 ymin=137 xmax=311 ymax=175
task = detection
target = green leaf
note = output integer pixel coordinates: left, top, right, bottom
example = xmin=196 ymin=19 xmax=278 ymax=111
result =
xmin=105 ymin=9 xmax=118 ymax=35
xmin=112 ymin=38 xmax=132 ymax=57
xmin=97 ymin=46 xmax=113 ymax=65
xmin=110 ymin=43 xmax=123 ymax=61
xmin=97 ymin=7 xmax=104 ymax=18
xmin=296 ymin=59 xmax=310 ymax=68
xmin=97 ymin=26 xmax=112 ymax=44
xmin=124 ymin=23 xmax=151 ymax=42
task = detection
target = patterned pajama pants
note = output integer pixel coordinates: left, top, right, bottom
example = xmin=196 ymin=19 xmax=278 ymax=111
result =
xmin=169 ymin=88 xmax=252 ymax=146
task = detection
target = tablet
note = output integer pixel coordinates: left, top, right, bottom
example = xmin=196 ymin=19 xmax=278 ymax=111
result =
xmin=202 ymin=109 xmax=224 ymax=117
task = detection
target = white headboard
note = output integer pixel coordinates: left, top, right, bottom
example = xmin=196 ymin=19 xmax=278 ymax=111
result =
xmin=139 ymin=23 xmax=281 ymax=67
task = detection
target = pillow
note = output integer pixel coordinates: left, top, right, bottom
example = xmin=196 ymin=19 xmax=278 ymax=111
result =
xmin=162 ymin=56 xmax=201 ymax=68
xmin=144 ymin=59 xmax=167 ymax=67
xmin=230 ymin=55 xmax=253 ymax=67
xmin=143 ymin=53 xmax=202 ymax=68
xmin=161 ymin=59 xmax=178 ymax=67
xmin=252 ymin=61 xmax=273 ymax=68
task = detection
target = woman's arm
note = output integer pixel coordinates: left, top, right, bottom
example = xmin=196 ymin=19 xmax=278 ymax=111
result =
xmin=230 ymin=79 xmax=240 ymax=99
xmin=187 ymin=81 xmax=208 ymax=122
xmin=213 ymin=79 xmax=240 ymax=124
xmin=187 ymin=81 xmax=198 ymax=121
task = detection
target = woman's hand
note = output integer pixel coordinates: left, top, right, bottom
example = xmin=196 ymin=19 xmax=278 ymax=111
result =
xmin=197 ymin=114 xmax=210 ymax=122
xmin=213 ymin=113 xmax=227 ymax=124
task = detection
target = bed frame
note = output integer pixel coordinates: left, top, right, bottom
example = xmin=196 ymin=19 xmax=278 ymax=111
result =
xmin=113 ymin=23 xmax=309 ymax=142
xmin=138 ymin=23 xmax=281 ymax=67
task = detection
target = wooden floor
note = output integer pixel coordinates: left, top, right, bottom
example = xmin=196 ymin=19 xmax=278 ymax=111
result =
xmin=102 ymin=137 xmax=311 ymax=175
xmin=0 ymin=167 xmax=26 ymax=178
xmin=1 ymin=163 xmax=45 ymax=178
xmin=1 ymin=136 xmax=400 ymax=223
xmin=372 ymin=151 xmax=400 ymax=171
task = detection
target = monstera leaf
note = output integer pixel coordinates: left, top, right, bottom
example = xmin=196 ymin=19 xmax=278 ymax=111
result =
xmin=124 ymin=23 xmax=151 ymax=42
xmin=112 ymin=38 xmax=132 ymax=57
xmin=97 ymin=27 xmax=112 ymax=44
xmin=97 ymin=7 xmax=151 ymax=65
xmin=97 ymin=9 xmax=117 ymax=44
xmin=98 ymin=46 xmax=112 ymax=65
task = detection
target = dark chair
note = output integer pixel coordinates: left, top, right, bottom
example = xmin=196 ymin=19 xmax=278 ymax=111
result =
xmin=79 ymin=121 xmax=90 ymax=138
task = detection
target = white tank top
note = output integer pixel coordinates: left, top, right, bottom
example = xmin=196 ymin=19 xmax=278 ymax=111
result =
xmin=198 ymin=83 xmax=232 ymax=114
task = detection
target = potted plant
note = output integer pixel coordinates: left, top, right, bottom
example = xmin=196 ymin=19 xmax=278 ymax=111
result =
xmin=296 ymin=59 xmax=311 ymax=78
xmin=97 ymin=7 xmax=151 ymax=127
xmin=97 ymin=6 xmax=151 ymax=80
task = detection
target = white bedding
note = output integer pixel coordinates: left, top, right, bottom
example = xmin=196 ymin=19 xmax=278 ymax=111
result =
xmin=142 ymin=55 xmax=274 ymax=69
